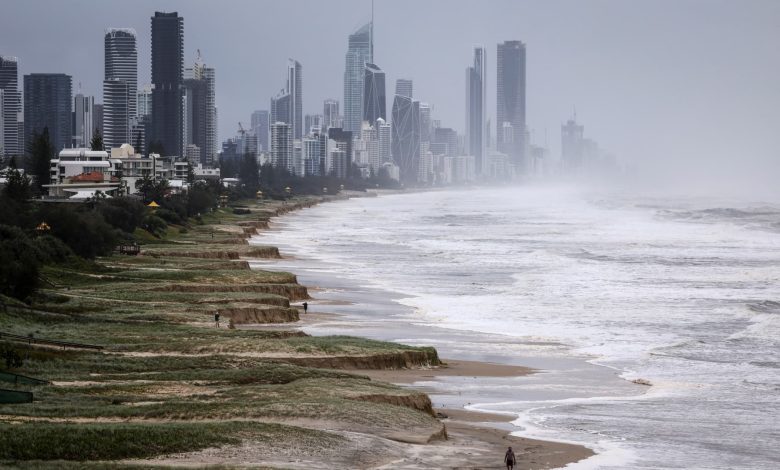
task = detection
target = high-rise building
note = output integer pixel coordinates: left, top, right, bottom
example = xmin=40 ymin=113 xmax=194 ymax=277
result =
xmin=497 ymin=40 xmax=526 ymax=169
xmin=0 ymin=56 xmax=20 ymax=156
xmin=183 ymin=77 xmax=206 ymax=164
xmin=270 ymin=60 xmax=302 ymax=140
xmin=359 ymin=121 xmax=380 ymax=171
xmin=72 ymin=94 xmax=97 ymax=148
xmin=102 ymin=79 xmax=130 ymax=150
xmin=270 ymin=121 xmax=292 ymax=172
xmin=327 ymin=127 xmax=353 ymax=177
xmin=151 ymin=11 xmax=184 ymax=157
xmin=419 ymin=103 xmax=432 ymax=146
xmin=343 ymin=22 xmax=372 ymax=133
xmin=270 ymin=92 xmax=290 ymax=127
xmin=363 ymin=63 xmax=386 ymax=125
xmin=561 ymin=116 xmax=584 ymax=172
xmin=433 ymin=127 xmax=459 ymax=159
xmin=93 ymin=103 xmax=104 ymax=137
xmin=103 ymin=28 xmax=137 ymax=150
xmin=184 ymin=53 xmax=217 ymax=166
xmin=466 ymin=46 xmax=487 ymax=174
xmin=251 ymin=110 xmax=269 ymax=152
xmin=288 ymin=60 xmax=302 ymax=140
xmin=302 ymin=133 xmax=326 ymax=176
xmin=395 ymin=78 xmax=413 ymax=98
xmin=377 ymin=117 xmax=391 ymax=164
xmin=323 ymin=99 xmax=339 ymax=130
xmin=391 ymin=94 xmax=420 ymax=184
xmin=137 ymin=84 xmax=153 ymax=119
xmin=304 ymin=114 xmax=323 ymax=136
xmin=24 ymin=73 xmax=72 ymax=154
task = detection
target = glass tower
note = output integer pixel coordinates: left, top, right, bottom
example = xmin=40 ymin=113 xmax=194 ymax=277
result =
xmin=343 ymin=23 xmax=372 ymax=133
xmin=151 ymin=11 xmax=184 ymax=157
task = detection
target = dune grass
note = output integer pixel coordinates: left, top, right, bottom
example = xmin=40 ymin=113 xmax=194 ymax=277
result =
xmin=0 ymin=421 xmax=341 ymax=461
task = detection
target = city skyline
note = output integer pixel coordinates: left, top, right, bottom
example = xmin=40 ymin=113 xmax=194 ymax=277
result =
xmin=1 ymin=0 xmax=779 ymax=182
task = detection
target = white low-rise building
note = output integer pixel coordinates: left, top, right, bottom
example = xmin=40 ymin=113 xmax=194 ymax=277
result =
xmin=45 ymin=148 xmax=122 ymax=199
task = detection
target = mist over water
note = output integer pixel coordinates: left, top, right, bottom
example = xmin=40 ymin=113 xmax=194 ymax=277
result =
xmin=257 ymin=185 xmax=780 ymax=469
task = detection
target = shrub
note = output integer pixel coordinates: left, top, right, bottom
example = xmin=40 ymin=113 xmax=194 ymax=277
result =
xmin=32 ymin=234 xmax=74 ymax=263
xmin=155 ymin=208 xmax=184 ymax=225
xmin=97 ymin=197 xmax=146 ymax=234
xmin=0 ymin=225 xmax=41 ymax=300
xmin=37 ymin=205 xmax=118 ymax=258
xmin=141 ymin=214 xmax=167 ymax=237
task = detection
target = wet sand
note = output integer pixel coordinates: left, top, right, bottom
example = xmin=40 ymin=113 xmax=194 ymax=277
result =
xmin=363 ymin=358 xmax=534 ymax=384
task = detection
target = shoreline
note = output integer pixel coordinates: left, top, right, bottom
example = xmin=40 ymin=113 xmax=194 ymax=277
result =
xmin=0 ymin=191 xmax=595 ymax=469
xmin=245 ymin=191 xmax=598 ymax=468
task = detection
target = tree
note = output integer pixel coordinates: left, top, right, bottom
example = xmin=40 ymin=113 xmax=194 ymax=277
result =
xmin=220 ymin=155 xmax=239 ymax=179
xmin=0 ymin=225 xmax=42 ymax=300
xmin=2 ymin=165 xmax=32 ymax=203
xmin=90 ymin=128 xmax=104 ymax=151
xmin=239 ymin=152 xmax=260 ymax=193
xmin=135 ymin=175 xmax=170 ymax=204
xmin=37 ymin=205 xmax=118 ymax=259
xmin=187 ymin=181 xmax=217 ymax=216
xmin=26 ymin=127 xmax=54 ymax=193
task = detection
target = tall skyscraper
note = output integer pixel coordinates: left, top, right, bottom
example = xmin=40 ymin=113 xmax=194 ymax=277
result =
xmin=24 ymin=73 xmax=72 ymax=153
xmin=184 ymin=53 xmax=217 ymax=166
xmin=391 ymin=94 xmax=420 ymax=184
xmin=137 ymin=84 xmax=153 ymax=119
xmin=323 ymin=99 xmax=339 ymax=130
xmin=327 ymin=127 xmax=353 ymax=178
xmin=103 ymin=28 xmax=137 ymax=150
xmin=72 ymin=94 xmax=96 ymax=148
xmin=251 ymin=110 xmax=269 ymax=152
xmin=288 ymin=60 xmax=302 ymax=140
xmin=151 ymin=11 xmax=183 ymax=156
xmin=183 ymin=77 xmax=206 ymax=163
xmin=497 ymin=40 xmax=526 ymax=168
xmin=377 ymin=117 xmax=391 ymax=163
xmin=419 ymin=103 xmax=432 ymax=146
xmin=270 ymin=92 xmax=290 ymax=129
xmin=466 ymin=46 xmax=487 ymax=174
xmin=434 ymin=127 xmax=459 ymax=159
xmin=561 ymin=116 xmax=584 ymax=172
xmin=343 ymin=22 xmax=372 ymax=133
xmin=304 ymin=114 xmax=323 ymax=135
xmin=0 ymin=56 xmax=20 ymax=156
xmin=270 ymin=60 xmax=302 ymax=140
xmin=103 ymin=79 xmax=130 ymax=149
xmin=270 ymin=121 xmax=292 ymax=172
xmin=363 ymin=63 xmax=386 ymax=125
xmin=395 ymin=78 xmax=413 ymax=98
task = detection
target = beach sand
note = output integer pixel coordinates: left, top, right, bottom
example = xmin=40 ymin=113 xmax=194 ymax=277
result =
xmin=362 ymin=358 xmax=534 ymax=384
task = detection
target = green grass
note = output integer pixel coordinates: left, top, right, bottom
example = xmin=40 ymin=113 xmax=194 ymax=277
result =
xmin=0 ymin=421 xmax=341 ymax=461
xmin=0 ymin=196 xmax=443 ymax=467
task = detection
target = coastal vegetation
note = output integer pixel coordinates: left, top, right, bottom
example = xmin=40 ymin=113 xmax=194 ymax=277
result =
xmin=0 ymin=197 xmax=444 ymax=466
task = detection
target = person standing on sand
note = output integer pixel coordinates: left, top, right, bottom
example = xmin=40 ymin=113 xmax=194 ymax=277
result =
xmin=302 ymin=302 xmax=308 ymax=313
xmin=214 ymin=311 xmax=220 ymax=328
xmin=504 ymin=446 xmax=516 ymax=470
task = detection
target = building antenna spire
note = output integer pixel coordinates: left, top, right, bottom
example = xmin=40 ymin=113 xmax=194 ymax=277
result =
xmin=370 ymin=0 xmax=374 ymax=61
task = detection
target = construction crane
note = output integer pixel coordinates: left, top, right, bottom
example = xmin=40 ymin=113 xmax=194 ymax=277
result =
xmin=237 ymin=122 xmax=247 ymax=137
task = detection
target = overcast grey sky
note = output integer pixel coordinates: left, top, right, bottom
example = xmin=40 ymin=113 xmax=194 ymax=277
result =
xmin=2 ymin=0 xmax=779 ymax=186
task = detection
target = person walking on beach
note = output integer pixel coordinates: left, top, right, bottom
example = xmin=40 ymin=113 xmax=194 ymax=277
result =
xmin=504 ymin=446 xmax=516 ymax=470
xmin=214 ymin=311 xmax=220 ymax=328
xmin=302 ymin=302 xmax=308 ymax=314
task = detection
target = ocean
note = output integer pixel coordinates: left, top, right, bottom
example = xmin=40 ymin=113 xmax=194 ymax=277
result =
xmin=251 ymin=185 xmax=780 ymax=469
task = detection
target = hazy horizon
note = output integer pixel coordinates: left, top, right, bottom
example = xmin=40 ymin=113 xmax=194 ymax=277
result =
xmin=2 ymin=0 xmax=779 ymax=192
